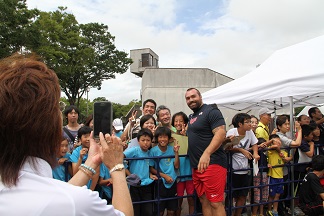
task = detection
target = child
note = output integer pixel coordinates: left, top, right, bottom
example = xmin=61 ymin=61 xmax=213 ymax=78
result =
xmin=52 ymin=138 xmax=72 ymax=181
xmin=275 ymin=114 xmax=301 ymax=214
xmin=267 ymin=134 xmax=288 ymax=216
xmin=149 ymin=126 xmax=180 ymax=216
xmin=251 ymin=138 xmax=272 ymax=216
xmin=98 ymin=164 xmax=113 ymax=204
xmin=295 ymin=124 xmax=315 ymax=194
xmin=69 ymin=126 xmax=99 ymax=190
xmin=310 ymin=122 xmax=322 ymax=154
xmin=171 ymin=112 xmax=195 ymax=216
xmin=123 ymin=128 xmax=157 ymax=216
xmin=112 ymin=118 xmax=124 ymax=138
xmin=299 ymin=155 xmax=324 ymax=216
xmin=226 ymin=113 xmax=259 ymax=216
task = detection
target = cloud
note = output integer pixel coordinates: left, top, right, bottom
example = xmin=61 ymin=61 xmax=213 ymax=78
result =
xmin=27 ymin=0 xmax=324 ymax=104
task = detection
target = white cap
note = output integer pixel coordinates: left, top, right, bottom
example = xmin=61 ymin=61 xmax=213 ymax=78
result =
xmin=112 ymin=118 xmax=123 ymax=131
xmin=258 ymin=107 xmax=273 ymax=117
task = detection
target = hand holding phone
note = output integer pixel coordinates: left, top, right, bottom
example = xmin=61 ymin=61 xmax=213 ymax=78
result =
xmin=93 ymin=101 xmax=113 ymax=138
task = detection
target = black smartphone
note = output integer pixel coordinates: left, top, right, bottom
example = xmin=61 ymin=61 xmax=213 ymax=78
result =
xmin=93 ymin=101 xmax=113 ymax=138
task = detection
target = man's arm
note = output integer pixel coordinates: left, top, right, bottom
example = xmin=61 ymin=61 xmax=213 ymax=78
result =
xmin=315 ymin=117 xmax=324 ymax=125
xmin=197 ymin=125 xmax=226 ymax=172
xmin=121 ymin=122 xmax=131 ymax=142
xmin=252 ymin=143 xmax=260 ymax=161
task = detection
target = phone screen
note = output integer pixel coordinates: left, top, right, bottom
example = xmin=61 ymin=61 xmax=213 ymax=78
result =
xmin=93 ymin=101 xmax=113 ymax=138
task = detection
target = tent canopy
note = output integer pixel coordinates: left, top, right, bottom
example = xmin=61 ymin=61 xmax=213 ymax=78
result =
xmin=202 ymin=35 xmax=324 ymax=113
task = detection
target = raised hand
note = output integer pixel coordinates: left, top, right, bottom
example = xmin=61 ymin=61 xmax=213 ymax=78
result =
xmin=129 ymin=110 xmax=137 ymax=126
xmin=179 ymin=123 xmax=187 ymax=136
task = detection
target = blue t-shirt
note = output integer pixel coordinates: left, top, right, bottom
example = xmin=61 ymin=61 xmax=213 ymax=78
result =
xmin=178 ymin=156 xmax=192 ymax=182
xmin=115 ymin=130 xmax=123 ymax=138
xmin=99 ymin=164 xmax=112 ymax=199
xmin=149 ymin=145 xmax=177 ymax=188
xmin=52 ymin=153 xmax=71 ymax=182
xmin=69 ymin=146 xmax=92 ymax=189
xmin=124 ymin=146 xmax=154 ymax=186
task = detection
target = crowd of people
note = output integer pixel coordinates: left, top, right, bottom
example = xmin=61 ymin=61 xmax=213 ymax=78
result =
xmin=58 ymin=87 xmax=324 ymax=216
xmin=1 ymin=54 xmax=324 ymax=216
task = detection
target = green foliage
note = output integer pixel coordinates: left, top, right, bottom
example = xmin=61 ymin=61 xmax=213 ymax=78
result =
xmin=1 ymin=2 xmax=133 ymax=106
xmin=294 ymin=106 xmax=305 ymax=116
xmin=112 ymin=99 xmax=141 ymax=119
xmin=0 ymin=0 xmax=38 ymax=58
xmin=27 ymin=7 xmax=133 ymax=106
xmin=61 ymin=97 xmax=141 ymax=124
xmin=93 ymin=97 xmax=108 ymax=102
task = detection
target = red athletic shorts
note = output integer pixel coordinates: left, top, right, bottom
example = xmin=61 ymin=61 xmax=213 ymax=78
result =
xmin=192 ymin=164 xmax=227 ymax=202
xmin=177 ymin=180 xmax=194 ymax=196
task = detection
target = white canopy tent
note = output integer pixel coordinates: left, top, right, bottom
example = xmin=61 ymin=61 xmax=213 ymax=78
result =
xmin=297 ymin=105 xmax=324 ymax=117
xmin=202 ymin=35 xmax=324 ymax=114
xmin=202 ymin=35 xmax=324 ymax=211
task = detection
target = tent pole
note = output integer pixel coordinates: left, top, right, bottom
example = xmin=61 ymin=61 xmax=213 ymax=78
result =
xmin=289 ymin=96 xmax=295 ymax=216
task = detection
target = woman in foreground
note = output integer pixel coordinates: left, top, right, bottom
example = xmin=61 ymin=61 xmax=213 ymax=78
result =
xmin=0 ymin=54 xmax=133 ymax=216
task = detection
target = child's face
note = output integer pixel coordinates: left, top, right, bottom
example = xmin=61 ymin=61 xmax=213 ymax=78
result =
xmin=67 ymin=109 xmax=78 ymax=124
xmin=142 ymin=118 xmax=155 ymax=131
xmin=299 ymin=115 xmax=310 ymax=125
xmin=138 ymin=135 xmax=152 ymax=152
xmin=273 ymin=138 xmax=282 ymax=147
xmin=241 ymin=118 xmax=252 ymax=131
xmin=80 ymin=133 xmax=91 ymax=148
xmin=59 ymin=139 xmax=69 ymax=157
xmin=158 ymin=134 xmax=169 ymax=147
xmin=251 ymin=117 xmax=258 ymax=131
xmin=174 ymin=115 xmax=185 ymax=131
xmin=313 ymin=127 xmax=320 ymax=137
xmin=304 ymin=132 xmax=314 ymax=142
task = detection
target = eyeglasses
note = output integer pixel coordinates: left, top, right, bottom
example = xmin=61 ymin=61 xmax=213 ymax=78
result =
xmin=244 ymin=121 xmax=252 ymax=124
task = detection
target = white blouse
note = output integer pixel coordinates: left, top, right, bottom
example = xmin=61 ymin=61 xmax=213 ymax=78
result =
xmin=0 ymin=157 xmax=124 ymax=216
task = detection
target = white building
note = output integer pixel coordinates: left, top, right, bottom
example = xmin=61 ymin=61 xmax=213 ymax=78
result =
xmin=130 ymin=48 xmax=236 ymax=128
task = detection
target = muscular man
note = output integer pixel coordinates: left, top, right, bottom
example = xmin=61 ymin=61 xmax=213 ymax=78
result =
xmin=185 ymin=88 xmax=227 ymax=216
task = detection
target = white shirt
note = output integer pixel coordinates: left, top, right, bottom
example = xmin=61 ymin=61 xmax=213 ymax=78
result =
xmin=0 ymin=157 xmax=124 ymax=216
xmin=226 ymin=128 xmax=258 ymax=174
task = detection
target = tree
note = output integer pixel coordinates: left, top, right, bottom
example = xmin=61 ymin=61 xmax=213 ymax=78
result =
xmin=27 ymin=7 xmax=133 ymax=106
xmin=0 ymin=0 xmax=38 ymax=58
xmin=112 ymin=99 xmax=141 ymax=119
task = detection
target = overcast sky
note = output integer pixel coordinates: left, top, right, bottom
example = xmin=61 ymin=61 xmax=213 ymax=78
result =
xmin=26 ymin=0 xmax=324 ymax=105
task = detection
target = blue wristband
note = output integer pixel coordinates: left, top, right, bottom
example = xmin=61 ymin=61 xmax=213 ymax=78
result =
xmin=80 ymin=164 xmax=96 ymax=175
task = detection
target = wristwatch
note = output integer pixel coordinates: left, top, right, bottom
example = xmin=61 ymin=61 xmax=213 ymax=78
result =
xmin=110 ymin=164 xmax=125 ymax=174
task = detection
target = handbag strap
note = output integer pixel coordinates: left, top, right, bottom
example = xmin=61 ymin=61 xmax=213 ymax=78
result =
xmin=63 ymin=127 xmax=76 ymax=142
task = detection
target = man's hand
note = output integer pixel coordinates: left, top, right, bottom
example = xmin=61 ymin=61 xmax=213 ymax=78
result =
xmin=197 ymin=152 xmax=210 ymax=172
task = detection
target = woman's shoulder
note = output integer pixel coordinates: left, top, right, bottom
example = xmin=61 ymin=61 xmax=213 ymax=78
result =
xmin=47 ymin=179 xmax=118 ymax=214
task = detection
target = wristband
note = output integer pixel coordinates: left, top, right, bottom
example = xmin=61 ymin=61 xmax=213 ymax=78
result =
xmin=79 ymin=166 xmax=93 ymax=178
xmin=80 ymin=164 xmax=96 ymax=175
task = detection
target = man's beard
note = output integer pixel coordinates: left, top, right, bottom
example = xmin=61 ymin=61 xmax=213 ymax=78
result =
xmin=190 ymin=101 xmax=202 ymax=112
